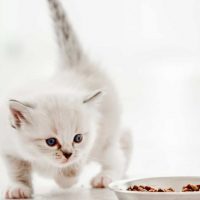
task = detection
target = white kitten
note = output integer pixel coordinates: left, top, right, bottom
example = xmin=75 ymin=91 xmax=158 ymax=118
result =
xmin=0 ymin=0 xmax=132 ymax=198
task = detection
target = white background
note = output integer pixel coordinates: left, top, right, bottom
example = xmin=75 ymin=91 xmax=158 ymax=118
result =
xmin=1 ymin=0 xmax=200 ymax=193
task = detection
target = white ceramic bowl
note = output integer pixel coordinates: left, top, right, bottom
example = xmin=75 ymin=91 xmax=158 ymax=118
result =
xmin=109 ymin=176 xmax=200 ymax=200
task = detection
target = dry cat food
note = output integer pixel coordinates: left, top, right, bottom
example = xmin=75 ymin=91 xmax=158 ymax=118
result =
xmin=127 ymin=184 xmax=200 ymax=192
xmin=127 ymin=185 xmax=175 ymax=192
xmin=182 ymin=184 xmax=200 ymax=192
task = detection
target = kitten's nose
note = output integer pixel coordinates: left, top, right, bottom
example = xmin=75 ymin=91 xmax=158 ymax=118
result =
xmin=63 ymin=151 xmax=72 ymax=159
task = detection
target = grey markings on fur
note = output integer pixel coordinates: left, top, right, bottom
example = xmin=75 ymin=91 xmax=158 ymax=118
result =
xmin=5 ymin=155 xmax=32 ymax=187
xmin=47 ymin=0 xmax=83 ymax=67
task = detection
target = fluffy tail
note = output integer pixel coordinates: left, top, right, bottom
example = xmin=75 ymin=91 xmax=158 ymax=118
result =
xmin=47 ymin=0 xmax=84 ymax=67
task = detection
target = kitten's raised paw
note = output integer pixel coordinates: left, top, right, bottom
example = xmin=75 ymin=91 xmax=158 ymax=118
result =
xmin=91 ymin=174 xmax=112 ymax=188
xmin=5 ymin=183 xmax=32 ymax=199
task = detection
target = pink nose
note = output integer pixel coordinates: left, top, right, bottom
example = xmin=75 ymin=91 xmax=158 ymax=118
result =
xmin=63 ymin=152 xmax=72 ymax=159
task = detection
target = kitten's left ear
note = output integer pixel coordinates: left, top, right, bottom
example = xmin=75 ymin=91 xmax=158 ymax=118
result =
xmin=83 ymin=90 xmax=104 ymax=105
xmin=9 ymin=99 xmax=34 ymax=129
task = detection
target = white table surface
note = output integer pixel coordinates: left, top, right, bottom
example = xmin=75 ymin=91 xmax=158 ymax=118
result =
xmin=34 ymin=189 xmax=117 ymax=200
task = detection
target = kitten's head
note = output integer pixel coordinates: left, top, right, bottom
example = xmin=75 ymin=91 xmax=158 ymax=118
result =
xmin=9 ymin=90 xmax=102 ymax=167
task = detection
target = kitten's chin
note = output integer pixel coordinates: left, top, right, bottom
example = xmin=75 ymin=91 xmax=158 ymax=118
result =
xmin=53 ymin=158 xmax=78 ymax=168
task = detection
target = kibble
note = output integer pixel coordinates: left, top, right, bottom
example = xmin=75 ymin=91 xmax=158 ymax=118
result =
xmin=127 ymin=184 xmax=200 ymax=193
xmin=182 ymin=184 xmax=200 ymax=192
xmin=127 ymin=185 xmax=175 ymax=192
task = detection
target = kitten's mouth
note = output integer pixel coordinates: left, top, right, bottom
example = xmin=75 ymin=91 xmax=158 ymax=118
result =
xmin=58 ymin=157 xmax=73 ymax=166
xmin=60 ymin=159 xmax=68 ymax=164
xmin=55 ymin=154 xmax=77 ymax=167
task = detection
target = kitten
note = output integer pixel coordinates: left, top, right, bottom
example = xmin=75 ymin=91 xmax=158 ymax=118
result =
xmin=0 ymin=0 xmax=132 ymax=199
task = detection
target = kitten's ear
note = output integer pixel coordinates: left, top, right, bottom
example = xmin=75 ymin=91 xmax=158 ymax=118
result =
xmin=83 ymin=90 xmax=104 ymax=105
xmin=9 ymin=99 xmax=33 ymax=129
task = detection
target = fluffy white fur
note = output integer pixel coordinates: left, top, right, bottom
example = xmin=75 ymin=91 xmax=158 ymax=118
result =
xmin=0 ymin=0 xmax=132 ymax=198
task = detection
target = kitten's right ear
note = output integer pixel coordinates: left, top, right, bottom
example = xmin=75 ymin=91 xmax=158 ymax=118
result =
xmin=83 ymin=90 xmax=104 ymax=105
xmin=9 ymin=100 xmax=33 ymax=129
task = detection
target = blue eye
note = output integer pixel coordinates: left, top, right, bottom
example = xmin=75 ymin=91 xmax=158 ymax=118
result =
xmin=46 ymin=138 xmax=58 ymax=147
xmin=73 ymin=134 xmax=83 ymax=143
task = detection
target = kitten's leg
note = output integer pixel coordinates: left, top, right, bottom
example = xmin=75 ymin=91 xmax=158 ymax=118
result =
xmin=91 ymin=130 xmax=132 ymax=188
xmin=4 ymin=155 xmax=32 ymax=199
xmin=91 ymin=144 xmax=126 ymax=188
xmin=54 ymin=162 xmax=82 ymax=188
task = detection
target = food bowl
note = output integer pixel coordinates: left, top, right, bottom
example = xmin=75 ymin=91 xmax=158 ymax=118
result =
xmin=109 ymin=176 xmax=200 ymax=200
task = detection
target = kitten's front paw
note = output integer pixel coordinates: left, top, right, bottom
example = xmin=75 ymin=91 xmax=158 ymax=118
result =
xmin=5 ymin=183 xmax=32 ymax=199
xmin=91 ymin=174 xmax=112 ymax=188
